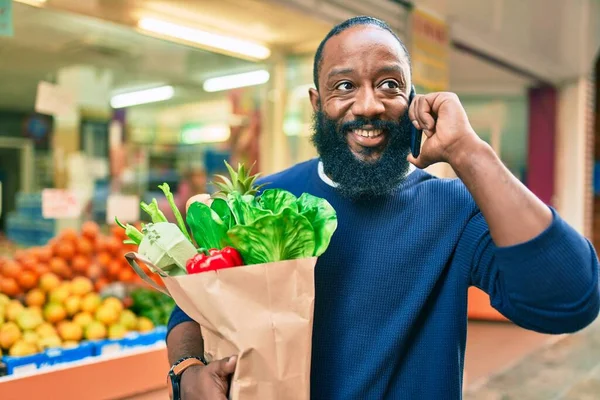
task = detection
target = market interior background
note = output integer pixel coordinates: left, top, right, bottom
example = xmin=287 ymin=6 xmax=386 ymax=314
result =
xmin=0 ymin=0 xmax=599 ymax=399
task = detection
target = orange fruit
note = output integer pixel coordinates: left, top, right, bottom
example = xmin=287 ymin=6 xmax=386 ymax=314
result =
xmin=94 ymin=278 xmax=109 ymax=292
xmin=49 ymin=258 xmax=71 ymax=279
xmin=44 ymin=303 xmax=67 ymax=324
xmin=25 ymin=288 xmax=46 ymax=307
xmin=59 ymin=228 xmax=78 ymax=243
xmin=36 ymin=246 xmax=53 ymax=263
xmin=71 ymin=276 xmax=93 ymax=296
xmin=82 ymin=221 xmax=100 ymax=240
xmin=0 ymin=277 xmax=21 ymax=297
xmin=71 ymin=255 xmax=89 ymax=274
xmin=34 ymin=263 xmax=50 ymax=276
xmin=55 ymin=242 xmax=76 ymax=261
xmin=107 ymin=260 xmax=122 ymax=279
xmin=105 ymin=237 xmax=121 ymax=255
xmin=86 ymin=264 xmax=103 ymax=281
xmin=94 ymin=237 xmax=108 ymax=253
xmin=97 ymin=252 xmax=112 ymax=268
xmin=2 ymin=260 xmax=21 ymax=279
xmin=118 ymin=268 xmax=134 ymax=283
xmin=18 ymin=270 xmax=38 ymax=291
xmin=20 ymin=256 xmax=37 ymax=272
xmin=39 ymin=272 xmax=61 ymax=292
xmin=13 ymin=250 xmax=27 ymax=263
xmin=76 ymin=238 xmax=94 ymax=256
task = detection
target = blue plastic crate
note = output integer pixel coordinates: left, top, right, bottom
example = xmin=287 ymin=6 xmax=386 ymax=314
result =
xmin=2 ymin=352 xmax=47 ymax=375
xmin=41 ymin=342 xmax=95 ymax=368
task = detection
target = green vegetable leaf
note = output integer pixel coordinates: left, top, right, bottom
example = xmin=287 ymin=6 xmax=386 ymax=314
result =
xmin=297 ymin=193 xmax=338 ymax=256
xmin=141 ymin=199 xmax=168 ymax=223
xmin=186 ymin=201 xmax=229 ymax=249
xmin=258 ymin=189 xmax=298 ymax=214
xmin=227 ymin=192 xmax=271 ymax=225
xmin=158 ymin=183 xmax=192 ymax=243
xmin=210 ymin=198 xmax=234 ymax=229
xmin=227 ymin=208 xmax=316 ymax=264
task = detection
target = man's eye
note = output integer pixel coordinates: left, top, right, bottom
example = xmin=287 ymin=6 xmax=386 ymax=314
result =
xmin=336 ymin=82 xmax=354 ymax=91
xmin=380 ymin=80 xmax=399 ymax=89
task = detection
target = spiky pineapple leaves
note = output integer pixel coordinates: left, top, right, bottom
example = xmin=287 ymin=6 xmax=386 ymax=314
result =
xmin=211 ymin=161 xmax=268 ymax=200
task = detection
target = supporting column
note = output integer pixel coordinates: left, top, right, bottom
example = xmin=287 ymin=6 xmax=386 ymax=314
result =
xmin=555 ymin=77 xmax=593 ymax=235
xmin=526 ymin=86 xmax=557 ymax=205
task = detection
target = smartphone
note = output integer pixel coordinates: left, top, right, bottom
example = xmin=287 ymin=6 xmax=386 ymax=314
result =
xmin=408 ymin=85 xmax=422 ymax=158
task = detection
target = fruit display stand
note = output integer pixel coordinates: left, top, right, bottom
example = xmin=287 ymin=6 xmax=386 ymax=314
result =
xmin=0 ymin=342 xmax=169 ymax=400
xmin=467 ymin=287 xmax=508 ymax=321
xmin=0 ymin=221 xmax=178 ymax=398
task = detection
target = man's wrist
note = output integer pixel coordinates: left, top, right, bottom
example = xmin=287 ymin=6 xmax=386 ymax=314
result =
xmin=446 ymin=134 xmax=493 ymax=175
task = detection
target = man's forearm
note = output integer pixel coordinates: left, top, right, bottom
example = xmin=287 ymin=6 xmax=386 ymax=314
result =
xmin=451 ymin=137 xmax=552 ymax=247
xmin=166 ymin=321 xmax=205 ymax=365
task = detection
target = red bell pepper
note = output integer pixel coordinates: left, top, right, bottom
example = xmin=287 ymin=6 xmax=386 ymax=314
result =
xmin=186 ymin=247 xmax=244 ymax=274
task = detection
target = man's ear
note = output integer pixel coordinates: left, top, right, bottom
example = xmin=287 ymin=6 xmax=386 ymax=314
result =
xmin=309 ymin=88 xmax=320 ymax=112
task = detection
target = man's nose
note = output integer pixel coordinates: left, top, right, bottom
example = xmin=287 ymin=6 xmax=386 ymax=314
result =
xmin=351 ymin=87 xmax=385 ymax=118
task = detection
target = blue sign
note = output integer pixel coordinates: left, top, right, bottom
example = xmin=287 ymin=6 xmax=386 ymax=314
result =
xmin=0 ymin=0 xmax=13 ymax=37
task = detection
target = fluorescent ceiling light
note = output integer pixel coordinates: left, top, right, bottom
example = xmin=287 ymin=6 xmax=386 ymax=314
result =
xmin=110 ymin=85 xmax=174 ymax=109
xmin=14 ymin=0 xmax=47 ymax=6
xmin=203 ymin=70 xmax=270 ymax=93
xmin=138 ymin=18 xmax=271 ymax=60
xmin=181 ymin=124 xmax=231 ymax=144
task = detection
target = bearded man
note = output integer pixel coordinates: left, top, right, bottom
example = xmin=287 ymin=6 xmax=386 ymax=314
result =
xmin=165 ymin=16 xmax=600 ymax=400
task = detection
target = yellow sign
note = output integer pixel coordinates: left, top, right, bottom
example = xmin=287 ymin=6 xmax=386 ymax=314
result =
xmin=411 ymin=9 xmax=450 ymax=93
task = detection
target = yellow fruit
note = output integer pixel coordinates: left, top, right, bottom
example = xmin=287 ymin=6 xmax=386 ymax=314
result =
xmin=0 ymin=293 xmax=10 ymax=307
xmin=102 ymin=297 xmax=124 ymax=314
xmin=62 ymin=340 xmax=79 ymax=348
xmin=28 ymin=306 xmax=43 ymax=317
xmin=95 ymin=305 xmax=119 ymax=326
xmin=80 ymin=293 xmax=102 ymax=314
xmin=64 ymin=296 xmax=81 ymax=317
xmin=39 ymin=273 xmax=61 ymax=292
xmin=25 ymin=289 xmax=46 ymax=308
xmin=43 ymin=303 xmax=67 ymax=324
xmin=136 ymin=317 xmax=154 ymax=332
xmin=22 ymin=331 xmax=39 ymax=347
xmin=57 ymin=321 xmax=83 ymax=342
xmin=84 ymin=321 xmax=107 ymax=340
xmin=5 ymin=300 xmax=25 ymax=322
xmin=38 ymin=335 xmax=62 ymax=349
xmin=0 ymin=322 xmax=22 ymax=349
xmin=119 ymin=310 xmax=138 ymax=331
xmin=0 ymin=308 xmax=5 ymax=325
xmin=16 ymin=309 xmax=44 ymax=331
xmin=72 ymin=312 xmax=94 ymax=329
xmin=36 ymin=322 xmax=57 ymax=338
xmin=108 ymin=324 xmax=127 ymax=340
xmin=70 ymin=277 xmax=93 ymax=296
xmin=9 ymin=340 xmax=38 ymax=357
xmin=48 ymin=284 xmax=70 ymax=304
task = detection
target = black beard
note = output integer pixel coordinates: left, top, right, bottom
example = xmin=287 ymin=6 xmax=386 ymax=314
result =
xmin=311 ymin=110 xmax=412 ymax=201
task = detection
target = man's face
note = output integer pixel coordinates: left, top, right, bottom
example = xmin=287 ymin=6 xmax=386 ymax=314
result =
xmin=309 ymin=25 xmax=412 ymax=200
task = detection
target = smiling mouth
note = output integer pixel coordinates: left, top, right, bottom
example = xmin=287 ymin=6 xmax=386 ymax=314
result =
xmin=352 ymin=129 xmax=383 ymax=138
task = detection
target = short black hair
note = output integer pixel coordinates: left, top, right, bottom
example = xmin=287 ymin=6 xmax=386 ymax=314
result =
xmin=313 ymin=16 xmax=411 ymax=91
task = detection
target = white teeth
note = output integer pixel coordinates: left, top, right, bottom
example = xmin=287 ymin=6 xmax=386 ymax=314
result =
xmin=354 ymin=129 xmax=382 ymax=138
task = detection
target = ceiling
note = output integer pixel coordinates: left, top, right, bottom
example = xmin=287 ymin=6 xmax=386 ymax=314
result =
xmin=2 ymin=0 xmax=572 ymax=112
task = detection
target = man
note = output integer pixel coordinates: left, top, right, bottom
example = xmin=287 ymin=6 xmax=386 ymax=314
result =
xmin=166 ymin=16 xmax=600 ymax=399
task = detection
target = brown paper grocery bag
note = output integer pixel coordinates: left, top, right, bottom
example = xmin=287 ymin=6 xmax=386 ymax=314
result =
xmin=125 ymin=252 xmax=317 ymax=400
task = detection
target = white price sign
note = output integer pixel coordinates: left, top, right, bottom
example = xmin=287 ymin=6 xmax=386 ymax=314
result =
xmin=106 ymin=194 xmax=140 ymax=224
xmin=42 ymin=189 xmax=81 ymax=219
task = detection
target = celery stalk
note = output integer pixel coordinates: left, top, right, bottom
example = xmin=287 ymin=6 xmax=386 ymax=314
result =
xmin=158 ymin=183 xmax=192 ymax=243
xmin=141 ymin=199 xmax=167 ymax=223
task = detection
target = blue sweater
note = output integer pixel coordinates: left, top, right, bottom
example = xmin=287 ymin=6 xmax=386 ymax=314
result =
xmin=168 ymin=158 xmax=600 ymax=399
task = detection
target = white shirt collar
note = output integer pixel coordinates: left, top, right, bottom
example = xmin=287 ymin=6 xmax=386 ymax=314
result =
xmin=317 ymin=161 xmax=416 ymax=188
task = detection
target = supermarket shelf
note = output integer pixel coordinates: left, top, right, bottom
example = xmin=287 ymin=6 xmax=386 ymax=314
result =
xmin=0 ymin=345 xmax=169 ymax=400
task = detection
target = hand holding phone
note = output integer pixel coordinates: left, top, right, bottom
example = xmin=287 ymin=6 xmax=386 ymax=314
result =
xmin=409 ymin=86 xmax=422 ymax=158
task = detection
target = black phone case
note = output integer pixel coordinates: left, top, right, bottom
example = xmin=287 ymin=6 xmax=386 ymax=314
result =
xmin=409 ymin=86 xmax=422 ymax=158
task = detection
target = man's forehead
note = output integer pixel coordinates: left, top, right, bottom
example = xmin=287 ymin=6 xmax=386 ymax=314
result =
xmin=321 ymin=26 xmax=408 ymax=66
